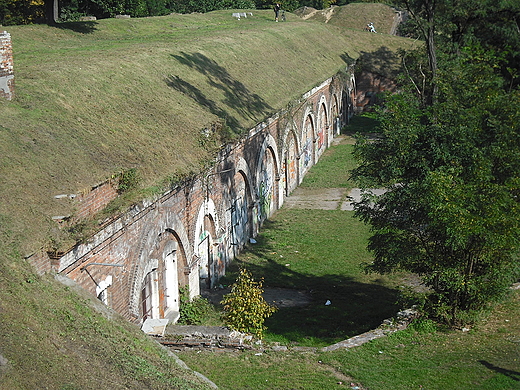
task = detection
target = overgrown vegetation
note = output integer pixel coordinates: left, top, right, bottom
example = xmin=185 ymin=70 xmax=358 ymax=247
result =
xmin=178 ymin=286 xmax=221 ymax=325
xmin=351 ymin=0 xmax=520 ymax=327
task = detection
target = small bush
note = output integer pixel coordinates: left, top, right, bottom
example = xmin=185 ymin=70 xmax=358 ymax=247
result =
xmin=178 ymin=287 xmax=214 ymax=325
xmin=408 ymin=318 xmax=438 ymax=334
xmin=220 ymin=268 xmax=277 ymax=338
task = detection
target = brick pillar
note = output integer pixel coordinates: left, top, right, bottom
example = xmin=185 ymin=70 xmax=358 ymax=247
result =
xmin=0 ymin=31 xmax=14 ymax=100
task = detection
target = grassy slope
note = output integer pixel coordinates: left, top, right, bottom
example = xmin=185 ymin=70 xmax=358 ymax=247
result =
xmin=0 ymin=244 xmax=213 ymax=389
xmin=304 ymin=2 xmax=397 ymax=34
xmin=1 ymin=8 xmax=413 ymax=256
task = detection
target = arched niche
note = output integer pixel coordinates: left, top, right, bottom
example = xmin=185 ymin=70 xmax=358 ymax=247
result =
xmin=301 ymin=113 xmax=315 ymax=178
xmin=255 ymin=134 xmax=280 ymax=223
xmin=282 ymin=127 xmax=300 ymax=196
xmin=195 ymin=199 xmax=224 ymax=292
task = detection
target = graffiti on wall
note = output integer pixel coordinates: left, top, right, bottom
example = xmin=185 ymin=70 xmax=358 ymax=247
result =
xmin=231 ymin=172 xmax=250 ymax=249
xmin=50 ymin=71 xmax=354 ymax=324
xmin=301 ymin=115 xmax=314 ymax=175
xmin=258 ymin=148 xmax=275 ymax=220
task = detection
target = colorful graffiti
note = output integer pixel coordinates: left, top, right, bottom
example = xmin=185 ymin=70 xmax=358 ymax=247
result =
xmin=301 ymin=115 xmax=314 ymax=174
xmin=258 ymin=149 xmax=274 ymax=220
xmin=231 ymin=173 xmax=250 ymax=248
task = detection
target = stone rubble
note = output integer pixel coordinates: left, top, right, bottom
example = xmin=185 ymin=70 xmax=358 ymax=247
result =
xmin=158 ymin=309 xmax=418 ymax=352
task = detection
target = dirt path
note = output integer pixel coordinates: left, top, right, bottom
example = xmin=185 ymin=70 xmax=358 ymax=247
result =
xmin=300 ymin=6 xmax=337 ymax=23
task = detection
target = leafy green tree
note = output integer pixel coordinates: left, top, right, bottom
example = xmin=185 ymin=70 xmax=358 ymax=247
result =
xmin=352 ymin=46 xmax=520 ymax=326
xmin=393 ymin=0 xmax=520 ymax=99
xmin=1 ymin=0 xmax=45 ymax=25
xmin=221 ymin=268 xmax=277 ymax=338
xmin=168 ymin=0 xmax=254 ymax=13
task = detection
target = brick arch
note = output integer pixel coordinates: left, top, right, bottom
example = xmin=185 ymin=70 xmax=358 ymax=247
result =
xmin=300 ymin=110 xmax=316 ymax=178
xmin=281 ymin=125 xmax=301 ymax=197
xmin=195 ymin=198 xmax=222 ymax=291
xmin=317 ymin=95 xmax=329 ymax=153
xmin=255 ymin=134 xmax=280 ymax=222
xmin=331 ymin=93 xmax=340 ymax=136
xmin=231 ymin=162 xmax=255 ymax=250
xmin=162 ymin=228 xmax=189 ymax=318
xmin=128 ymin=212 xmax=191 ymax=321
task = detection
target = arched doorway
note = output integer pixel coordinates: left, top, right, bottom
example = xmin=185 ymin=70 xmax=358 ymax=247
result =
xmin=197 ymin=214 xmax=219 ymax=291
xmin=231 ymin=170 xmax=253 ymax=250
xmin=301 ymin=114 xmax=315 ymax=178
xmin=258 ymin=147 xmax=276 ymax=221
xmin=317 ymin=101 xmax=328 ymax=154
xmin=139 ymin=259 xmax=159 ymax=322
xmin=137 ymin=229 xmax=188 ymax=323
xmin=283 ymin=130 xmax=299 ymax=196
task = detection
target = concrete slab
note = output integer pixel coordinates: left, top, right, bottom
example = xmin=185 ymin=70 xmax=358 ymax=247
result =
xmin=141 ymin=318 xmax=169 ymax=336
xmin=284 ymin=187 xmax=386 ymax=211
xmin=284 ymin=187 xmax=348 ymax=210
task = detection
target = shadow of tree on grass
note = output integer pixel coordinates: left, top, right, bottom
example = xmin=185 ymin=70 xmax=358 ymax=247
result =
xmin=223 ymin=219 xmax=401 ymax=346
xmin=167 ymin=52 xmax=273 ymax=134
xmin=54 ymin=21 xmax=98 ymax=34
xmin=479 ymin=360 xmax=520 ymax=382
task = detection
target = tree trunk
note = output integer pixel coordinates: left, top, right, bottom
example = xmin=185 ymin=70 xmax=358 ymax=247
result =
xmin=425 ymin=0 xmax=438 ymax=105
xmin=45 ymin=0 xmax=59 ymax=24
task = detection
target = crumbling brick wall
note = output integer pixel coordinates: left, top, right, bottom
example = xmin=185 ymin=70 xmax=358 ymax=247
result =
xmin=28 ymin=73 xmax=357 ymax=324
xmin=0 ymin=31 xmax=14 ymax=100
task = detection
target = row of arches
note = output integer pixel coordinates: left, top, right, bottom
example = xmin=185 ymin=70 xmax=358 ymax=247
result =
xmin=61 ymin=74 xmax=356 ymax=324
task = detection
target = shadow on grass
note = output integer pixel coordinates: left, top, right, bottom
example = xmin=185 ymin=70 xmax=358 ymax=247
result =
xmin=358 ymin=46 xmax=402 ymax=80
xmin=222 ymin=220 xmax=400 ymax=347
xmin=479 ymin=360 xmax=520 ymax=382
xmin=167 ymin=52 xmax=273 ymax=134
xmin=343 ymin=114 xmax=380 ymax=134
xmin=53 ymin=21 xmax=98 ymax=34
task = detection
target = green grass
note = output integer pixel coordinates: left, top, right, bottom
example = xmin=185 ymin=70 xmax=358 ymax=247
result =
xmin=214 ymin=137 xmax=403 ymax=346
xmin=1 ymin=6 xmax=415 ymax=256
xmin=299 ymin=141 xmax=358 ymax=188
xmin=228 ymin=208 xmax=402 ymax=346
xmin=0 ymin=245 xmax=213 ymax=389
xmin=0 ymin=6 xmax=413 ymax=388
xmin=319 ymin=295 xmax=520 ymax=389
xmin=344 ymin=113 xmax=381 ymax=134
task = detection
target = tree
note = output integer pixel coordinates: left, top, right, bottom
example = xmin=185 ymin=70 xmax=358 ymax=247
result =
xmin=352 ymin=43 xmax=520 ymax=326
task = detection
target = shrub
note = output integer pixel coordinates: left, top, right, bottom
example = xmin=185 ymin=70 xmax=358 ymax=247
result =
xmin=178 ymin=287 xmax=214 ymax=325
xmin=220 ymin=268 xmax=277 ymax=338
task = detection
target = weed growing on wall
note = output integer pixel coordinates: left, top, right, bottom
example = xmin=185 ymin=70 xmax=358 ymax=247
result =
xmin=178 ymin=287 xmax=215 ymax=325
xmin=221 ymin=268 xmax=277 ymax=338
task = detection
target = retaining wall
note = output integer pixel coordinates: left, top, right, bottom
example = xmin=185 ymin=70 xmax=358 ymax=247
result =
xmin=29 ymin=70 xmax=358 ymax=324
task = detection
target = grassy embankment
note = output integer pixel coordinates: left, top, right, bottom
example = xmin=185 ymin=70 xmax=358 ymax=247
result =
xmin=0 ymin=5 xmax=413 ymax=388
xmin=1 ymin=5 xmax=410 ymax=256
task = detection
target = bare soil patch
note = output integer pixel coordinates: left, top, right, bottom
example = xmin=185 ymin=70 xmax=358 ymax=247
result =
xmin=203 ymin=287 xmax=312 ymax=308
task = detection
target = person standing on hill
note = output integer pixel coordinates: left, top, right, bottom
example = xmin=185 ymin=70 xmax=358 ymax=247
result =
xmin=274 ymin=3 xmax=281 ymax=22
